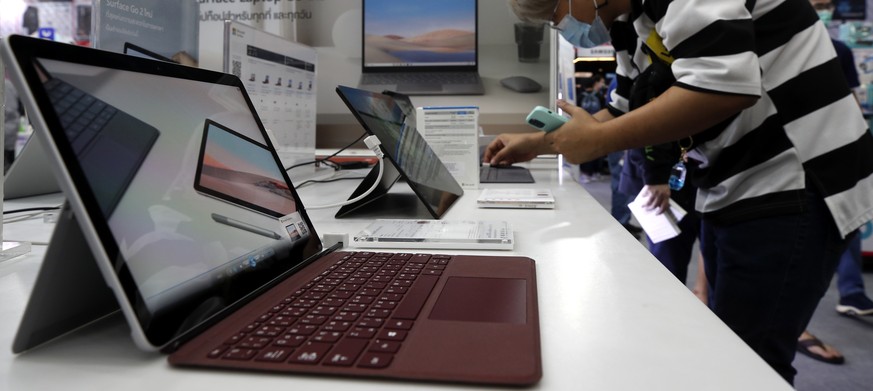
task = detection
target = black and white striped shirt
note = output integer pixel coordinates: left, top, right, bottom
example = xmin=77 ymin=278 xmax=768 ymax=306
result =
xmin=607 ymin=0 xmax=873 ymax=237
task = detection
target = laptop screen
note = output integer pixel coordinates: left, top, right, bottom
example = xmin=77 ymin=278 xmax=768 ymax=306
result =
xmin=3 ymin=35 xmax=323 ymax=349
xmin=362 ymin=0 xmax=478 ymax=70
xmin=336 ymin=86 xmax=463 ymax=217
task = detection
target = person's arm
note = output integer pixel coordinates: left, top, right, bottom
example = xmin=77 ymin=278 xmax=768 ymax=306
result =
xmin=639 ymin=141 xmax=679 ymax=213
xmin=547 ymin=86 xmax=757 ymax=164
xmin=483 ymin=106 xmax=618 ymax=166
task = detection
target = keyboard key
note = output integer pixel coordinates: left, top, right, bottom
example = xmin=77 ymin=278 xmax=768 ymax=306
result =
xmin=274 ymin=335 xmax=307 ymax=348
xmin=322 ymin=321 xmax=353 ymax=332
xmin=207 ymin=346 xmax=228 ymax=358
xmin=393 ymin=275 xmax=438 ymax=320
xmin=377 ymin=329 xmax=407 ymax=341
xmin=239 ymin=336 xmax=272 ymax=349
xmin=312 ymin=331 xmax=343 ymax=343
xmin=223 ymin=348 xmax=258 ymax=361
xmin=255 ymin=348 xmax=292 ymax=362
xmin=286 ymin=324 xmax=318 ymax=335
xmin=287 ymin=342 xmax=332 ymax=365
xmin=369 ymin=340 xmax=401 ymax=353
xmin=348 ymin=327 xmax=377 ymax=339
xmin=323 ymin=339 xmax=368 ymax=367
xmin=357 ymin=352 xmax=393 ymax=369
xmin=385 ymin=319 xmax=413 ymax=330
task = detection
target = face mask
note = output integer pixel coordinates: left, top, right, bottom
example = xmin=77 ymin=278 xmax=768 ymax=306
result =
xmin=817 ymin=10 xmax=833 ymax=26
xmin=556 ymin=4 xmax=610 ymax=48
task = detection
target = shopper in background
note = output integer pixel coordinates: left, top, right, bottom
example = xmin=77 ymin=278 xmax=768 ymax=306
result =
xmin=796 ymin=0 xmax=873 ymax=366
xmin=603 ymin=77 xmax=641 ymax=236
xmin=491 ymin=0 xmax=873 ymax=383
xmin=611 ymin=31 xmax=708 ymax=306
xmin=576 ymin=73 xmax=607 ymax=183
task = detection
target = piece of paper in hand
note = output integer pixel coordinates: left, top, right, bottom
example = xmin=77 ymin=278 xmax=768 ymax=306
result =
xmin=627 ymin=189 xmax=687 ymax=243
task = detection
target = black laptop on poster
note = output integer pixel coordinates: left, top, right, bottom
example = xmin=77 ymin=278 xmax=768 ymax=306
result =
xmin=358 ymin=0 xmax=485 ymax=95
xmin=2 ymin=35 xmax=540 ymax=386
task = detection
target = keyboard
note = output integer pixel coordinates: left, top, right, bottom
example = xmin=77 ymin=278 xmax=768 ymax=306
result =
xmin=205 ymin=251 xmax=450 ymax=368
xmin=45 ymin=78 xmax=117 ymax=155
xmin=361 ymin=72 xmax=482 ymax=86
xmin=479 ymin=165 xmax=535 ymax=184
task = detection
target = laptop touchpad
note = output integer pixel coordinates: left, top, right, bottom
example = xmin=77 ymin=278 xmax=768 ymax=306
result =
xmin=429 ymin=277 xmax=527 ymax=324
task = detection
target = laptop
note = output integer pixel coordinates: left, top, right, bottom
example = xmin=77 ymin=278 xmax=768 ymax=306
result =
xmin=477 ymin=135 xmax=535 ymax=183
xmin=3 ymin=134 xmax=61 ymax=199
xmin=334 ymin=86 xmax=464 ymax=219
xmin=359 ymin=0 xmax=485 ymax=95
xmin=2 ymin=35 xmax=541 ymax=386
xmin=383 ymin=91 xmax=533 ymax=185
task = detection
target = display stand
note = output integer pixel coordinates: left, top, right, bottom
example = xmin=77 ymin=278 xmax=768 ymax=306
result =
xmin=334 ymin=158 xmax=438 ymax=220
xmin=11 ymin=203 xmax=119 ymax=353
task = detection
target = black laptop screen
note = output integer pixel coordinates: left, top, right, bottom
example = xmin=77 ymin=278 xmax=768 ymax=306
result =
xmin=335 ymin=85 xmax=463 ymax=217
xmin=5 ymin=36 xmax=322 ymax=348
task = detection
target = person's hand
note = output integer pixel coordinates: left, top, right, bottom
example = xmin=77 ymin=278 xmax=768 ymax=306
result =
xmin=484 ymin=132 xmax=549 ymax=166
xmin=641 ymin=184 xmax=671 ymax=214
xmin=544 ymin=100 xmax=607 ymax=164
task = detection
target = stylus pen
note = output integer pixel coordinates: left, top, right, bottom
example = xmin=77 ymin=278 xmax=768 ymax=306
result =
xmin=211 ymin=213 xmax=281 ymax=240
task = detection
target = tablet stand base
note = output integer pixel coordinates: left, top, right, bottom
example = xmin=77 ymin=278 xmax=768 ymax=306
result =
xmin=334 ymin=158 xmax=439 ymax=219
xmin=12 ymin=203 xmax=119 ymax=353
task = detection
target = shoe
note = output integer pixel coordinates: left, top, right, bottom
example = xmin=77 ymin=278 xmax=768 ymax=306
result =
xmin=836 ymin=293 xmax=873 ymax=316
xmin=797 ymin=334 xmax=845 ymax=365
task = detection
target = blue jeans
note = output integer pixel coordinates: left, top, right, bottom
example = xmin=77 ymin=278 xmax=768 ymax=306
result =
xmin=646 ymin=212 xmax=701 ymax=284
xmin=837 ymin=234 xmax=865 ymax=298
xmin=699 ymin=189 xmax=849 ymax=385
xmin=607 ymin=151 xmax=630 ymax=225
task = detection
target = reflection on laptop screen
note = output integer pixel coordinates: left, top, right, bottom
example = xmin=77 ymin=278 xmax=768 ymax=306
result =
xmin=194 ymin=119 xmax=296 ymax=218
xmin=363 ymin=0 xmax=477 ymax=68
xmin=23 ymin=55 xmax=321 ymax=347
xmin=336 ymin=86 xmax=463 ymax=218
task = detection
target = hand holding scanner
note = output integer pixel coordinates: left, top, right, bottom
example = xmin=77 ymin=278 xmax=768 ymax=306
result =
xmin=525 ymin=106 xmax=567 ymax=132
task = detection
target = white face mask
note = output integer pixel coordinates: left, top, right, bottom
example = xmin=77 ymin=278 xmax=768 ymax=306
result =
xmin=556 ymin=0 xmax=611 ymax=48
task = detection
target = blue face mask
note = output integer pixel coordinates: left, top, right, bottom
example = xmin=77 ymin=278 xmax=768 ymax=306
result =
xmin=556 ymin=1 xmax=610 ymax=48
xmin=817 ymin=10 xmax=833 ymax=26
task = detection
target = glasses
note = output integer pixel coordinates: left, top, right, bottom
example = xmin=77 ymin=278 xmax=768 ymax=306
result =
xmin=547 ymin=0 xmax=609 ymax=31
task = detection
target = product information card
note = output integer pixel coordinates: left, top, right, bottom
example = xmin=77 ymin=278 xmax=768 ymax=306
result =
xmin=415 ymin=106 xmax=479 ymax=190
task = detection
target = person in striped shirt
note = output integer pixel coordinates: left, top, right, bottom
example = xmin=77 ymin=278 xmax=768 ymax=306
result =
xmin=485 ymin=0 xmax=873 ymax=383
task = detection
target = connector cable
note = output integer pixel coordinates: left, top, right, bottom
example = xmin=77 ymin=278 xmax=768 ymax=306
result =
xmin=305 ymin=135 xmax=385 ymax=210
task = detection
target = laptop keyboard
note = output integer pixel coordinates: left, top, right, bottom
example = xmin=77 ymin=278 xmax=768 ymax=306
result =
xmin=45 ymin=79 xmax=118 ymax=154
xmin=361 ymin=72 xmax=481 ymax=86
xmin=480 ymin=166 xmax=502 ymax=182
xmin=206 ymin=251 xmax=450 ymax=368
xmin=480 ymin=166 xmax=535 ymax=183
xmin=45 ymin=78 xmax=118 ymax=155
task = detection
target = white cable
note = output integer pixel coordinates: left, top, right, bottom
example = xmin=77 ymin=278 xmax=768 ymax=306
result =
xmin=306 ymin=135 xmax=386 ymax=210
